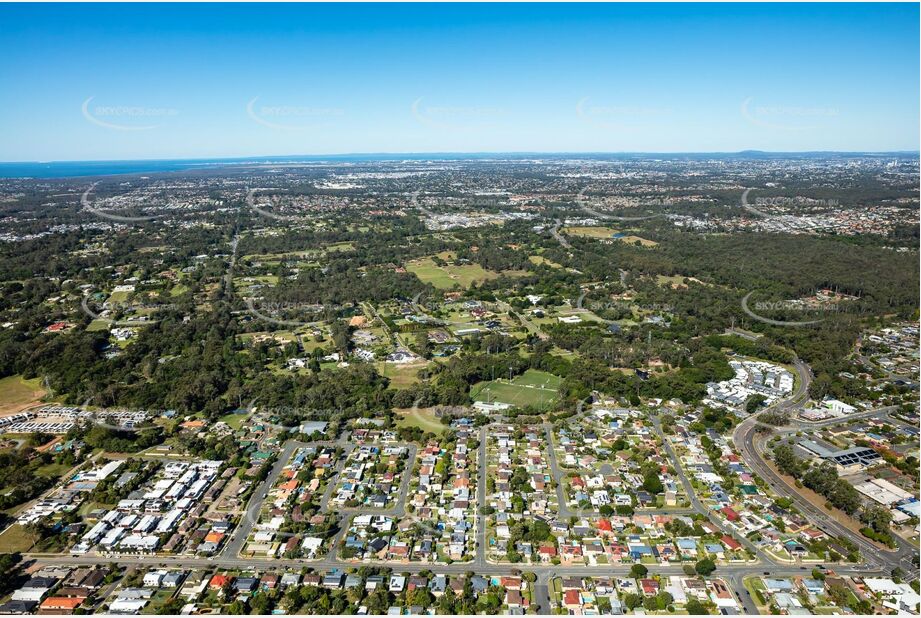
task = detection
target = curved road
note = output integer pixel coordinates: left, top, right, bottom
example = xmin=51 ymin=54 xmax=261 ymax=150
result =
xmin=732 ymin=360 xmax=918 ymax=578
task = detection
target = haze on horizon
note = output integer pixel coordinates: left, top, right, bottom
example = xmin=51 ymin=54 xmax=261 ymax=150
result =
xmin=0 ymin=3 xmax=918 ymax=162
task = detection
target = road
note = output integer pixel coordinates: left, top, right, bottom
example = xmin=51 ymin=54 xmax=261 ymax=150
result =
xmin=542 ymin=422 xmax=696 ymax=519
xmin=25 ymin=537 xmax=890 ymax=616
xmin=475 ymin=426 xmax=488 ymax=569
xmin=222 ymin=232 xmax=240 ymax=298
xmin=225 ymin=433 xmax=357 ymax=559
xmin=332 ymin=443 xmax=418 ymax=518
xmin=26 ymin=551 xmax=885 ymax=586
xmin=495 ymin=299 xmax=546 ymax=340
xmin=649 ymin=415 xmax=770 ymax=562
xmin=550 ymin=219 xmax=571 ymax=249
xmin=222 ymin=439 xmax=305 ymax=558
xmin=20 ymin=351 xmax=912 ymax=610
xmin=732 ymin=361 xmax=919 ymax=579
xmin=727 ymin=572 xmax=762 ymax=615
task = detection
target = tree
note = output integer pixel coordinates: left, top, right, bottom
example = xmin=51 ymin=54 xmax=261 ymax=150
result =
xmin=686 ymin=598 xmax=708 ymax=615
xmin=861 ymin=505 xmax=892 ymax=535
xmin=642 ymin=471 xmax=664 ymax=495
xmin=623 ymin=593 xmax=643 ymax=610
xmin=745 ymin=394 xmax=767 ymax=414
xmin=695 ymin=558 xmax=716 ymax=576
xmin=630 ymin=564 xmax=648 ymax=578
xmin=772 ymin=444 xmax=801 ymax=477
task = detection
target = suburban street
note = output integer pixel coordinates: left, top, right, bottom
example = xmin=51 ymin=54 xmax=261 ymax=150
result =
xmin=15 ymin=356 xmax=915 ymax=613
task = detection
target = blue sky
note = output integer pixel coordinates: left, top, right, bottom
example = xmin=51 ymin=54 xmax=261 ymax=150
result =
xmin=0 ymin=3 xmax=918 ymax=161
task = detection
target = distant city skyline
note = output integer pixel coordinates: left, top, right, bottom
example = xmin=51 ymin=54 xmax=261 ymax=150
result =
xmin=0 ymin=3 xmax=918 ymax=161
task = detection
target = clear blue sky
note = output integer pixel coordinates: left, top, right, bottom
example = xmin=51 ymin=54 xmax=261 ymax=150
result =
xmin=0 ymin=3 xmax=917 ymax=161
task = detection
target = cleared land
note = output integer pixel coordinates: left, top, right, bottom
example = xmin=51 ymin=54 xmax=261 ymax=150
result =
xmin=471 ymin=369 xmax=562 ymax=409
xmin=219 ymin=412 xmax=250 ymax=430
xmin=376 ymin=362 xmax=425 ymax=389
xmin=395 ymin=406 xmax=445 ymax=435
xmin=406 ymin=257 xmax=500 ymax=290
xmin=0 ymin=524 xmax=36 ymax=552
xmin=106 ymin=290 xmax=132 ymax=303
xmin=0 ymin=375 xmax=46 ymax=416
xmin=563 ymin=226 xmax=657 ymax=246
xmin=528 ymin=255 xmax=563 ymax=269
xmin=617 ymin=234 xmax=658 ymax=247
xmin=561 ymin=226 xmax=620 ymax=239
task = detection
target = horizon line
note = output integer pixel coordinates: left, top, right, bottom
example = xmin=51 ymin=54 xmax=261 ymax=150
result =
xmin=3 ymin=149 xmax=920 ymax=166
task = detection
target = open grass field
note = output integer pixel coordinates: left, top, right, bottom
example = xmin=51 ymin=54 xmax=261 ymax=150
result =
xmin=376 ymin=361 xmax=426 ymax=389
xmin=561 ymin=226 xmax=620 ymax=239
xmin=219 ymin=412 xmax=250 ymax=430
xmin=406 ymin=257 xmax=500 ymax=290
xmin=562 ymin=226 xmax=657 ymax=247
xmin=0 ymin=524 xmax=36 ymax=552
xmin=395 ymin=406 xmax=445 ymax=435
xmin=528 ymin=255 xmax=563 ymax=269
xmin=471 ymin=369 xmax=561 ymax=409
xmin=617 ymin=235 xmax=658 ymax=247
xmin=0 ymin=375 xmax=46 ymax=416
xmin=86 ymin=319 xmax=111 ymax=332
xmin=35 ymin=462 xmax=71 ymax=478
xmin=169 ymin=283 xmax=190 ymax=296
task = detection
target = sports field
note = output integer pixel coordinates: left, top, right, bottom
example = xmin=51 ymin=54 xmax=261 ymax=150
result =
xmin=471 ymin=369 xmax=562 ymax=409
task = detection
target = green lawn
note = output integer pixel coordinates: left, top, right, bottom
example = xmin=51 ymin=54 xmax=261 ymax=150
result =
xmin=471 ymin=369 xmax=561 ymax=409
xmin=325 ymin=242 xmax=355 ymax=252
xmin=107 ymin=290 xmax=132 ymax=303
xmin=219 ymin=412 xmax=249 ymax=430
xmin=395 ymin=407 xmax=446 ymax=435
xmin=35 ymin=462 xmax=71 ymax=478
xmin=86 ymin=319 xmax=111 ymax=332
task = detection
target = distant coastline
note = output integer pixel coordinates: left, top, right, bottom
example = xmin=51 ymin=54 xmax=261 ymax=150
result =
xmin=0 ymin=151 xmax=917 ymax=179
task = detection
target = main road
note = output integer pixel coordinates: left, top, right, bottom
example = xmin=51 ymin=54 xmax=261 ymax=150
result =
xmin=731 ymin=359 xmax=918 ymax=578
